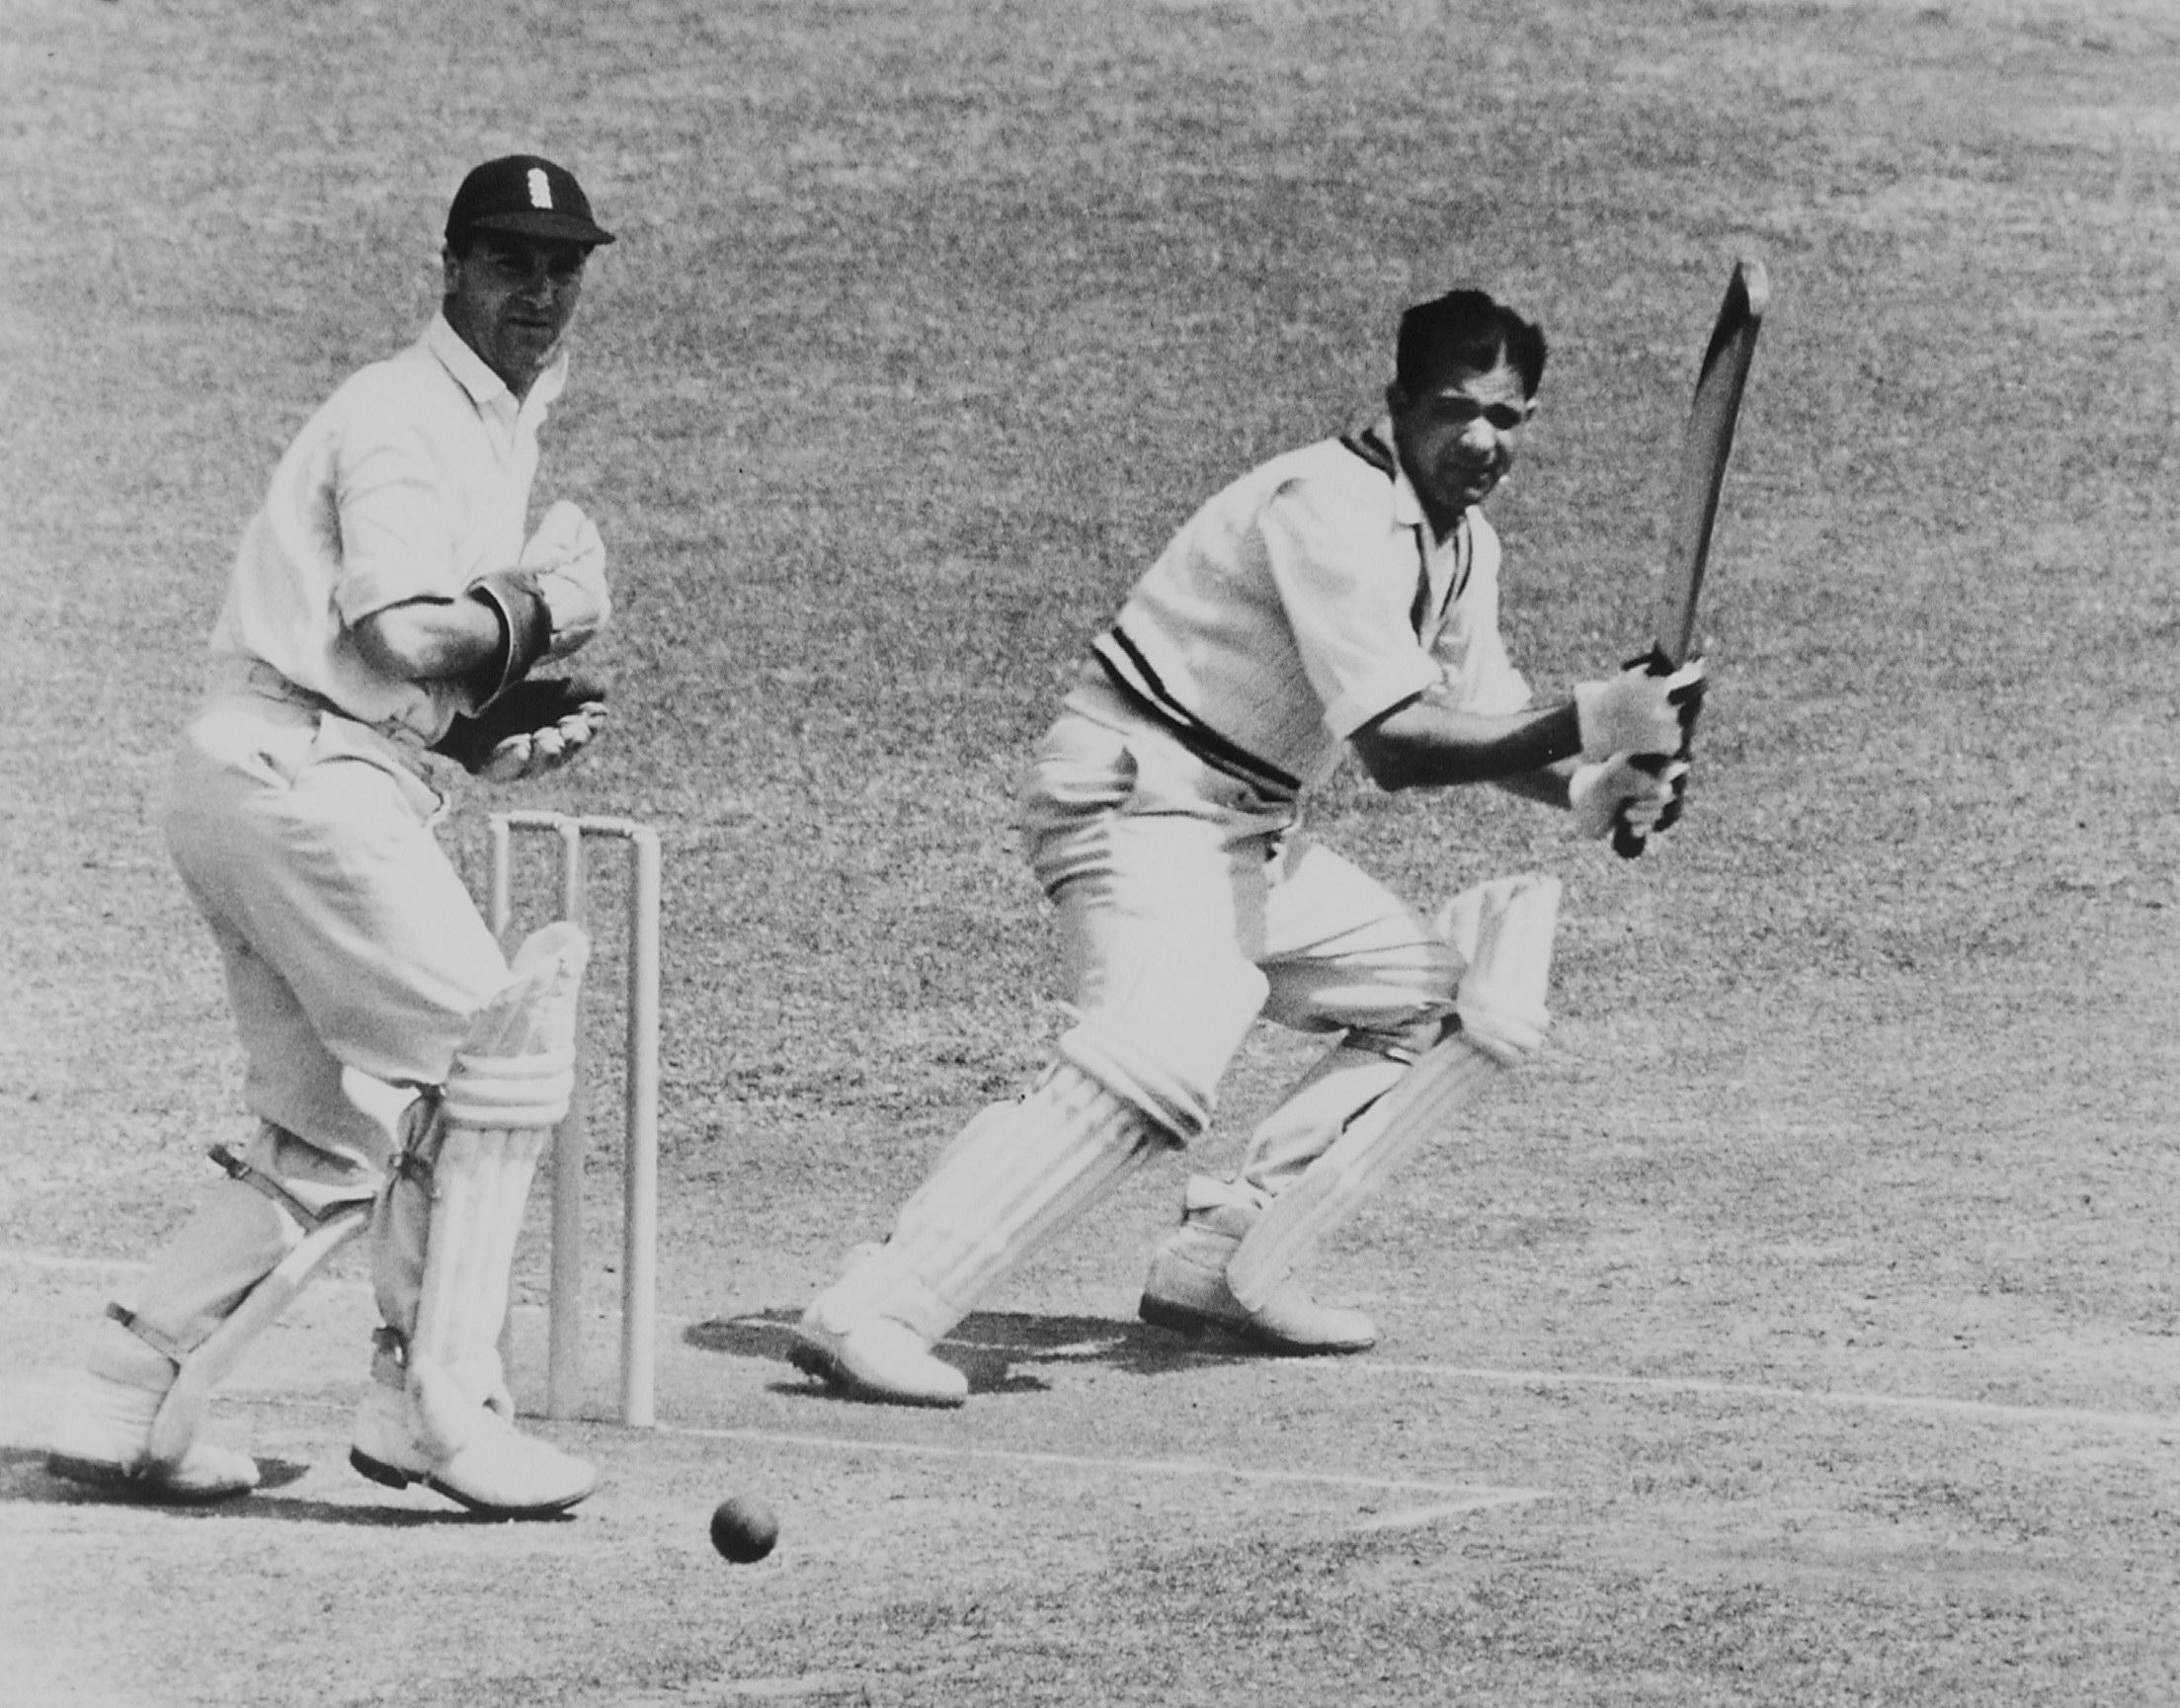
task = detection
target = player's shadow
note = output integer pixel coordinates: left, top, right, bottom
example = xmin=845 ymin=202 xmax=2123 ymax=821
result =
xmin=686 ymin=1307 xmax=1254 ymax=1402
xmin=0 ymin=1445 xmax=567 ymax=1526
xmin=0 ymin=1444 xmax=309 ymax=1507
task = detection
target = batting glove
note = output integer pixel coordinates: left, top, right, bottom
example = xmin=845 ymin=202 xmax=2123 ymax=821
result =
xmin=1570 ymin=752 xmax=1688 ymax=842
xmin=1574 ymin=651 xmax=1705 ymax=763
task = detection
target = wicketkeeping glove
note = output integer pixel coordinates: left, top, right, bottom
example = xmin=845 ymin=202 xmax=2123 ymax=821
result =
xmin=514 ymin=501 xmax=609 ymax=656
xmin=1573 ymin=649 xmax=1705 ymax=763
xmin=431 ymin=677 xmax=608 ymax=782
xmin=461 ymin=502 xmax=611 ymax=707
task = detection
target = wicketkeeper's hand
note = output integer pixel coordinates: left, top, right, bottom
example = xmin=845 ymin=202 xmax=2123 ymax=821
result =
xmin=460 ymin=502 xmax=611 ymax=707
xmin=1570 ymin=751 xmax=1689 ymax=842
xmin=432 ymin=677 xmax=608 ymax=782
xmin=515 ymin=500 xmax=610 ymax=658
xmin=1574 ymin=649 xmax=1705 ymax=762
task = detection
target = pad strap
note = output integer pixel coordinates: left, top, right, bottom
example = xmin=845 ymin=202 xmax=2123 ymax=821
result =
xmin=206 ymin=1142 xmax=354 ymax=1231
xmin=106 ymin=1301 xmax=188 ymax=1367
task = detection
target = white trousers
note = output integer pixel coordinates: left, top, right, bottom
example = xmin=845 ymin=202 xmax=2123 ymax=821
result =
xmin=1019 ymin=684 xmax=1461 ymax=1197
xmin=132 ymin=690 xmax=507 ymax=1350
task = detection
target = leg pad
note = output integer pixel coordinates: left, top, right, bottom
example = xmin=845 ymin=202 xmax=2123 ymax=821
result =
xmin=805 ymin=1060 xmax=1160 ymax=1354
xmin=143 ymin=1201 xmax=370 ymax=1471
xmin=1224 ymin=873 xmax=1561 ymax=1311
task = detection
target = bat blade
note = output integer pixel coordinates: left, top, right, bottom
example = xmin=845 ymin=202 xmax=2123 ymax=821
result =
xmin=1614 ymin=257 xmax=1769 ymax=859
xmin=1655 ymin=256 xmax=1769 ymax=667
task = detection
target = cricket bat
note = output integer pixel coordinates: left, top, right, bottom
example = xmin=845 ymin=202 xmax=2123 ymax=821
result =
xmin=1613 ymin=256 xmax=1770 ymax=859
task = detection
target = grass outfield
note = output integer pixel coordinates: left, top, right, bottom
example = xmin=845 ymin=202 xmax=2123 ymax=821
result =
xmin=4 ymin=0 xmax=2179 ymax=1703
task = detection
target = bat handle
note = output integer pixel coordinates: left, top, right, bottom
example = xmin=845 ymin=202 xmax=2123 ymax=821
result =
xmin=1607 ymin=747 xmax=1678 ymax=861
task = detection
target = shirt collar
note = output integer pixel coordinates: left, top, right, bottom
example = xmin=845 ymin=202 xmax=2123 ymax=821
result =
xmin=1360 ymin=414 xmax=1433 ymax=534
xmin=425 ymin=311 xmax=570 ymax=419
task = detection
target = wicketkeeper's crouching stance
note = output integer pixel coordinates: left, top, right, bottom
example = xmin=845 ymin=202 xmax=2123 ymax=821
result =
xmin=794 ymin=288 xmax=1704 ymax=1407
xmin=43 ymin=154 xmax=620 ymax=1511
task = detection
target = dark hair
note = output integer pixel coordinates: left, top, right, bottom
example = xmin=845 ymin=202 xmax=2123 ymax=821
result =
xmin=1396 ymin=289 xmax=1548 ymax=398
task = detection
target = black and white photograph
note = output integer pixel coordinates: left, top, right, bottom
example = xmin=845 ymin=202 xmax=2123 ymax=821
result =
xmin=4 ymin=1 xmax=2175 ymax=1701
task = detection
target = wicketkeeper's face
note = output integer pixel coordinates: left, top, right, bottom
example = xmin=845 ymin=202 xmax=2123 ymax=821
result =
xmin=1388 ymin=357 xmax=1537 ymax=522
xmin=443 ymin=232 xmax=591 ymax=398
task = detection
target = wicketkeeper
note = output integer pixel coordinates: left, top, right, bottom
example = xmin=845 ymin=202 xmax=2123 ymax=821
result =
xmin=795 ymin=288 xmax=1704 ymax=1407
xmin=44 ymin=156 xmax=621 ymax=1514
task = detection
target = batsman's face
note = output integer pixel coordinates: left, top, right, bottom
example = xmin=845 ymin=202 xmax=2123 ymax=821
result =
xmin=443 ymin=233 xmax=590 ymax=398
xmin=1388 ymin=358 xmax=1536 ymax=530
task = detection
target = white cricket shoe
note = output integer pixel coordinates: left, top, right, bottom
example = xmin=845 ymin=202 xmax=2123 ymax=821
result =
xmin=1139 ymin=1213 xmax=1378 ymax=1355
xmin=790 ymin=1315 xmax=968 ymax=1408
xmin=43 ymin=1328 xmax=259 ymax=1504
xmin=348 ymin=1375 xmax=598 ymax=1518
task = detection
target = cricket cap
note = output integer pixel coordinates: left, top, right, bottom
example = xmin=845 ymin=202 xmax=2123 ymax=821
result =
xmin=445 ymin=155 xmax=615 ymax=248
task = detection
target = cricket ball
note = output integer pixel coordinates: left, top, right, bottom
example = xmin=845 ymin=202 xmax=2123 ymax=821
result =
xmin=709 ymin=1495 xmax=779 ymax=1563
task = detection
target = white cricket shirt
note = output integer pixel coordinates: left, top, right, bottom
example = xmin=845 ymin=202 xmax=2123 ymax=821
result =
xmin=1089 ymin=419 xmax=1532 ymax=794
xmin=206 ymin=313 xmax=569 ymax=739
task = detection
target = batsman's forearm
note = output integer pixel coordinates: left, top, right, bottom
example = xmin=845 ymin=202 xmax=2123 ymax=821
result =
xmin=1493 ymin=758 xmax=1577 ymax=811
xmin=1351 ymin=697 xmax=1581 ymax=792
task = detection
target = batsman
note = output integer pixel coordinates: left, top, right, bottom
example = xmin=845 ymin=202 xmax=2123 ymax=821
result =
xmin=44 ymin=156 xmax=621 ymax=1514
xmin=796 ymin=287 xmax=1707 ymax=1407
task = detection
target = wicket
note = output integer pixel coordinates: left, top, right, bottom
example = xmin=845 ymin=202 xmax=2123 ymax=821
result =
xmin=486 ymin=811 xmax=662 ymax=1428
